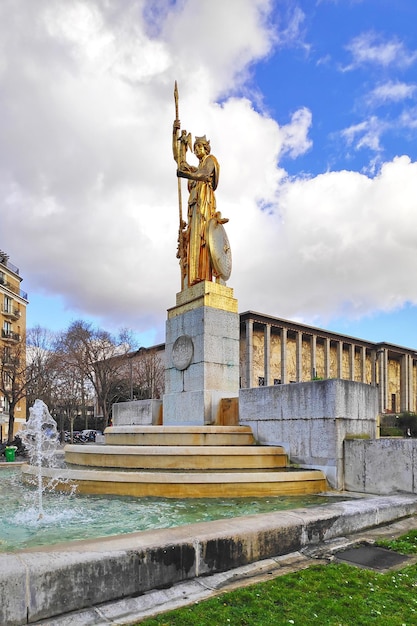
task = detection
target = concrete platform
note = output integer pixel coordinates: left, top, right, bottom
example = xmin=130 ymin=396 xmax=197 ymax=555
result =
xmin=21 ymin=464 xmax=327 ymax=497
xmin=60 ymin=425 xmax=327 ymax=496
xmin=104 ymin=425 xmax=256 ymax=446
xmin=64 ymin=444 xmax=288 ymax=470
xmin=2 ymin=493 xmax=417 ymax=626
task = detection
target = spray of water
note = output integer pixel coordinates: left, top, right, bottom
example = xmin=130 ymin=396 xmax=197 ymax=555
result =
xmin=17 ymin=399 xmax=60 ymax=519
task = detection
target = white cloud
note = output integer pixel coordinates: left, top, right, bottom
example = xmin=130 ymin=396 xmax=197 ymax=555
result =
xmin=341 ymin=116 xmax=385 ymax=152
xmin=1 ymin=0 xmax=417 ymax=341
xmin=277 ymin=5 xmax=309 ymax=51
xmin=366 ymin=81 xmax=416 ymax=106
xmin=237 ymin=155 xmax=417 ymax=322
xmin=344 ymin=32 xmax=417 ymax=70
xmin=399 ymin=107 xmax=417 ymax=130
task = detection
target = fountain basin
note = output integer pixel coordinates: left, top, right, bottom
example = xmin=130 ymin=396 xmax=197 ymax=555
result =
xmin=2 ymin=492 xmax=417 ymax=626
xmin=1 ymin=467 xmax=341 ymax=553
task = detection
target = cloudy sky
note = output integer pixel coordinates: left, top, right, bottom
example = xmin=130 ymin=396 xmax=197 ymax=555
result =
xmin=2 ymin=0 xmax=417 ymax=348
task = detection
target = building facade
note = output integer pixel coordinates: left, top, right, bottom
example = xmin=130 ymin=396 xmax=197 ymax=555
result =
xmin=240 ymin=311 xmax=417 ymax=415
xmin=0 ymin=250 xmax=28 ymax=440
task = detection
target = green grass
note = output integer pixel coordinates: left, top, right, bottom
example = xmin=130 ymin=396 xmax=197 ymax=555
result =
xmin=377 ymin=529 xmax=417 ymax=555
xmin=138 ymin=531 xmax=417 ymax=626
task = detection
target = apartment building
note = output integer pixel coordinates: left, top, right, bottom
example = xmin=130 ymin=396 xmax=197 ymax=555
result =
xmin=0 ymin=250 xmax=28 ymax=440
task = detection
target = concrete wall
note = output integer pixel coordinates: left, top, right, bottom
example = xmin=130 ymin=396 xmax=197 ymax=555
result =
xmin=2 ymin=494 xmax=417 ymax=626
xmin=344 ymin=438 xmax=417 ymax=494
xmin=239 ymin=379 xmax=378 ymax=489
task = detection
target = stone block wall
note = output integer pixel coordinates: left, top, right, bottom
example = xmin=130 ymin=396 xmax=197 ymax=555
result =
xmin=239 ymin=379 xmax=378 ymax=489
xmin=344 ymin=438 xmax=417 ymax=494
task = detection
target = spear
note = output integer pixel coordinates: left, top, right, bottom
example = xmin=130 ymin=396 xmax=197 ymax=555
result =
xmin=174 ymin=81 xmax=185 ymax=288
xmin=174 ymin=81 xmax=182 ymax=222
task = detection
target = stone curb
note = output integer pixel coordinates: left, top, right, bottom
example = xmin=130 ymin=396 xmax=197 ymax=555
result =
xmin=1 ymin=494 xmax=417 ymax=626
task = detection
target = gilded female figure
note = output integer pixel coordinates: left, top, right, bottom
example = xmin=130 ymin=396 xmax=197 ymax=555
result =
xmin=173 ymin=120 xmax=221 ymax=286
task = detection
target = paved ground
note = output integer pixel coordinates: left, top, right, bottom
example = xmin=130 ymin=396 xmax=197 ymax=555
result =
xmin=33 ymin=514 xmax=417 ymax=626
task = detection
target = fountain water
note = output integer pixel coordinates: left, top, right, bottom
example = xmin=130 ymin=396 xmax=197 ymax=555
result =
xmin=0 ymin=397 xmax=344 ymax=553
xmin=1 ymin=466 xmax=344 ymax=552
xmin=3 ymin=400 xmax=341 ymax=553
xmin=17 ymin=399 xmax=63 ymax=519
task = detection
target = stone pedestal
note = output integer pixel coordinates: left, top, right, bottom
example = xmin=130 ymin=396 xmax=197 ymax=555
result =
xmin=163 ymin=281 xmax=239 ymax=425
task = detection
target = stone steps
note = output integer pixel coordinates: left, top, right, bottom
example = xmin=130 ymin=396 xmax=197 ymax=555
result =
xmin=64 ymin=444 xmax=288 ymax=470
xmin=24 ymin=465 xmax=328 ymax=498
xmin=61 ymin=425 xmax=329 ymax=497
xmin=104 ymin=425 xmax=255 ymax=446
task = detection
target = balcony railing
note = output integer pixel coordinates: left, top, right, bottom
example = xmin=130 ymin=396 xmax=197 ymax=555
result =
xmin=3 ymin=357 xmax=20 ymax=368
xmin=1 ymin=307 xmax=21 ymax=320
xmin=0 ymin=256 xmax=19 ymax=275
xmin=0 ymin=279 xmax=28 ymax=301
xmin=2 ymin=329 xmax=20 ymax=342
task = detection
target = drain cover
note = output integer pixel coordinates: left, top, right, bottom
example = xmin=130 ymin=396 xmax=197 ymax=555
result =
xmin=335 ymin=545 xmax=410 ymax=571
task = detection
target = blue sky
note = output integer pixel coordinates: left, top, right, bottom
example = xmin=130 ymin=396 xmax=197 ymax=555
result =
xmin=2 ymin=0 xmax=417 ymax=349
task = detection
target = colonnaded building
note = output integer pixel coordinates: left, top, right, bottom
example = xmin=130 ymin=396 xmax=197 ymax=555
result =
xmin=239 ymin=311 xmax=417 ymax=415
xmin=130 ymin=310 xmax=417 ymax=417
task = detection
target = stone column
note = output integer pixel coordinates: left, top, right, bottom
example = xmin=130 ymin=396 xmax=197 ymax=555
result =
xmin=400 ymin=354 xmax=409 ymax=412
xmin=349 ymin=343 xmax=355 ymax=381
xmin=361 ymin=346 xmax=367 ymax=383
xmin=409 ymin=356 xmax=415 ymax=412
xmin=245 ymin=318 xmax=253 ymax=389
xmin=371 ymin=350 xmax=377 ymax=386
xmin=324 ymin=338 xmax=331 ymax=379
xmin=384 ymin=349 xmax=389 ymax=412
xmin=263 ymin=323 xmax=271 ymax=387
xmin=377 ymin=349 xmax=387 ymax=413
xmin=296 ymin=331 xmax=303 ymax=382
xmin=337 ymin=341 xmax=343 ymax=379
xmin=280 ymin=327 xmax=287 ymax=384
xmin=311 ymin=334 xmax=317 ymax=379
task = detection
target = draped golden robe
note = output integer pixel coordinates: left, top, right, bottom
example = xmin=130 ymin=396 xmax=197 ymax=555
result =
xmin=186 ymin=154 xmax=220 ymax=285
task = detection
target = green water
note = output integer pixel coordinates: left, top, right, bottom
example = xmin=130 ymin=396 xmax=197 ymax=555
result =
xmin=0 ymin=468 xmax=344 ymax=552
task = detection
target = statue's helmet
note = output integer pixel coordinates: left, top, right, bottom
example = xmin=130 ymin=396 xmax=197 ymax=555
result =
xmin=194 ymin=135 xmax=211 ymax=154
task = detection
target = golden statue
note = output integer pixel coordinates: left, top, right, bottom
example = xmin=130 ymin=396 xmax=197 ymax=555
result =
xmin=173 ymin=82 xmax=231 ymax=290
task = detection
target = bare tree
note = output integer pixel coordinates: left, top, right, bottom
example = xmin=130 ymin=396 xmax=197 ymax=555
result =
xmin=57 ymin=321 xmax=136 ymax=429
xmin=53 ymin=363 xmax=86 ymax=442
xmin=26 ymin=326 xmax=60 ymax=414
xmin=131 ymin=347 xmax=165 ymax=400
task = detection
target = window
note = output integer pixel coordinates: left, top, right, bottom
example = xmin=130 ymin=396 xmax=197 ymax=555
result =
xmin=2 ymin=371 xmax=12 ymax=389
xmin=274 ymin=379 xmax=281 ymax=385
xmin=4 ymin=295 xmax=12 ymax=313
xmin=258 ymin=376 xmax=265 ymax=386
